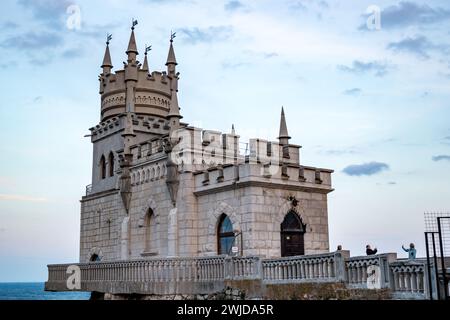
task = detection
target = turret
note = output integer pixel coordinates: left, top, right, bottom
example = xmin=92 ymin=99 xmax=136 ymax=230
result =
xmin=98 ymin=24 xmax=178 ymax=122
xmin=126 ymin=20 xmax=138 ymax=63
xmin=101 ymin=34 xmax=113 ymax=75
xmin=124 ymin=20 xmax=139 ymax=113
xmin=278 ymin=107 xmax=291 ymax=159
xmin=166 ymin=33 xmax=182 ymax=134
xmin=278 ymin=107 xmax=291 ymax=145
xmin=166 ymin=32 xmax=177 ymax=76
xmin=142 ymin=45 xmax=151 ymax=72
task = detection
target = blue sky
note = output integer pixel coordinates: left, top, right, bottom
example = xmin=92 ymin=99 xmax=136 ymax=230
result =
xmin=1 ymin=0 xmax=450 ymax=282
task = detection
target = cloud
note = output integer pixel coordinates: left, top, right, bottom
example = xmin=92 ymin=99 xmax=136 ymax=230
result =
xmin=2 ymin=21 xmax=19 ymax=30
xmin=18 ymin=0 xmax=72 ymax=29
xmin=291 ymin=0 xmax=329 ymax=11
xmin=386 ymin=35 xmax=447 ymax=59
xmin=342 ymin=162 xmax=389 ymax=176
xmin=337 ymin=60 xmax=390 ymax=77
xmin=61 ymin=47 xmax=84 ymax=59
xmin=263 ymin=52 xmax=278 ymax=59
xmin=225 ymin=1 xmax=244 ymax=12
xmin=0 ymin=61 xmax=18 ymax=69
xmin=179 ymin=26 xmax=233 ymax=44
xmin=0 ymin=194 xmax=47 ymax=202
xmin=432 ymin=155 xmax=450 ymax=162
xmin=222 ymin=61 xmax=250 ymax=69
xmin=360 ymin=1 xmax=450 ymax=30
xmin=0 ymin=32 xmax=63 ymax=50
xmin=321 ymin=149 xmax=358 ymax=156
xmin=342 ymin=88 xmax=362 ymax=96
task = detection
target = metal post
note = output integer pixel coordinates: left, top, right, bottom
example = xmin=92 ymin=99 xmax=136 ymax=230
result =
xmin=425 ymin=232 xmax=433 ymax=300
xmin=437 ymin=217 xmax=448 ymax=300
xmin=432 ymin=233 xmax=441 ymax=300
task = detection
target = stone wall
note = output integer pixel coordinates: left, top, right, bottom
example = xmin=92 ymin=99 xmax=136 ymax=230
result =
xmin=94 ymin=281 xmax=391 ymax=300
xmin=81 ymin=166 xmax=330 ymax=261
xmin=80 ymin=191 xmax=121 ymax=262
xmin=195 ymin=186 xmax=329 ymax=258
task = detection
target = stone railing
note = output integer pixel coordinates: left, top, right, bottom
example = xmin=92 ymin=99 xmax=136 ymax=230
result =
xmin=46 ymin=252 xmax=437 ymax=298
xmin=262 ymin=251 xmax=349 ymax=283
xmin=390 ymin=260 xmax=429 ymax=299
xmin=345 ymin=253 xmax=397 ymax=289
xmin=45 ymin=256 xmax=259 ymax=295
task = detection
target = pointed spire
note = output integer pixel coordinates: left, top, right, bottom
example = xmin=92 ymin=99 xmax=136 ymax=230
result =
xmin=126 ymin=20 xmax=138 ymax=56
xmin=142 ymin=45 xmax=151 ymax=72
xmin=101 ymin=34 xmax=113 ymax=72
xmin=231 ymin=124 xmax=236 ymax=135
xmin=166 ymin=31 xmax=178 ymax=66
xmin=278 ymin=106 xmax=291 ymax=144
xmin=142 ymin=54 xmax=148 ymax=71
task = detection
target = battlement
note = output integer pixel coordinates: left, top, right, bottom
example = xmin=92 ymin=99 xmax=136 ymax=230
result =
xmin=99 ymin=68 xmax=172 ymax=121
xmin=89 ymin=113 xmax=171 ymax=143
xmin=168 ymin=126 xmax=302 ymax=169
xmin=192 ymin=161 xmax=333 ymax=196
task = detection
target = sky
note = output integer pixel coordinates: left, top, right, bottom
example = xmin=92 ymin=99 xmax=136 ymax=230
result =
xmin=0 ymin=0 xmax=450 ymax=282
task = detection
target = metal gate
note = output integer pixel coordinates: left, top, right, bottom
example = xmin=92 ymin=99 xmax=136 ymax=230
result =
xmin=424 ymin=212 xmax=450 ymax=300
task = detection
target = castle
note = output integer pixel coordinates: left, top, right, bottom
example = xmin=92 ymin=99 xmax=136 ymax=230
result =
xmin=79 ymin=23 xmax=334 ymax=264
xmin=45 ymin=24 xmax=437 ymax=301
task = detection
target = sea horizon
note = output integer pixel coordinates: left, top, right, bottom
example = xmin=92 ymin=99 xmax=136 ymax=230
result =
xmin=0 ymin=282 xmax=90 ymax=300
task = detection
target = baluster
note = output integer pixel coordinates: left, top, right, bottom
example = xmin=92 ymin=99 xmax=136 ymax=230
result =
xmin=416 ymin=271 xmax=423 ymax=292
xmin=362 ymin=265 xmax=367 ymax=284
xmin=405 ymin=272 xmax=411 ymax=292
xmin=410 ymin=271 xmax=417 ymax=292
xmin=393 ymin=271 xmax=399 ymax=290
xmin=319 ymin=260 xmax=324 ymax=278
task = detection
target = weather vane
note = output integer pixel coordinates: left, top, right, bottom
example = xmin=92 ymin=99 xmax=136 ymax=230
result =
xmin=106 ymin=33 xmax=112 ymax=45
xmin=170 ymin=31 xmax=176 ymax=42
xmin=131 ymin=19 xmax=138 ymax=30
xmin=145 ymin=44 xmax=152 ymax=55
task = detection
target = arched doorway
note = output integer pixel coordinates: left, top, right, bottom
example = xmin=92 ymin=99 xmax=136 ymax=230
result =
xmin=217 ymin=214 xmax=234 ymax=255
xmin=280 ymin=210 xmax=306 ymax=257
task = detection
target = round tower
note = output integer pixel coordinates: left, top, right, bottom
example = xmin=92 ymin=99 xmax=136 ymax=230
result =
xmin=98 ymin=25 xmax=179 ymax=122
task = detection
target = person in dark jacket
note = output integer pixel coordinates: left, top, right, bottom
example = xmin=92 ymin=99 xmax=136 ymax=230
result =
xmin=366 ymin=244 xmax=378 ymax=255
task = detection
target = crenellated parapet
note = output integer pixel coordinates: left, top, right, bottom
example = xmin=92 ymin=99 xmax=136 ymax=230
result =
xmin=100 ymin=69 xmax=172 ymax=121
xmin=89 ymin=113 xmax=171 ymax=143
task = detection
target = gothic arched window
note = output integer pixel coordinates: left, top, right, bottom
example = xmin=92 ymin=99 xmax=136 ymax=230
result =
xmin=100 ymin=155 xmax=106 ymax=180
xmin=217 ymin=214 xmax=234 ymax=255
xmin=108 ymin=152 xmax=114 ymax=177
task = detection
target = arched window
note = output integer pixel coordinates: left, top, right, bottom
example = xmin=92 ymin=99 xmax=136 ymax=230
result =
xmin=108 ymin=152 xmax=114 ymax=177
xmin=99 ymin=155 xmax=106 ymax=180
xmin=280 ymin=210 xmax=306 ymax=257
xmin=145 ymin=208 xmax=156 ymax=252
xmin=217 ymin=214 xmax=235 ymax=255
xmin=90 ymin=254 xmax=101 ymax=262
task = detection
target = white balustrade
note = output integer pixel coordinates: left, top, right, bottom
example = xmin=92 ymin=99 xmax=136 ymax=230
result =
xmin=390 ymin=261 xmax=426 ymax=295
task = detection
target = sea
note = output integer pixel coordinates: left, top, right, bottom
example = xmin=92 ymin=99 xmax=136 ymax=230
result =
xmin=0 ymin=282 xmax=90 ymax=300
